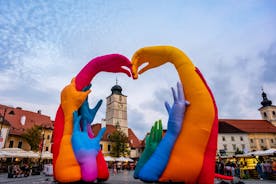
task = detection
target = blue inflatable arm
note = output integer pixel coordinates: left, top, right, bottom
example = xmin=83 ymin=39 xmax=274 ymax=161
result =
xmin=138 ymin=82 xmax=189 ymax=182
xmin=71 ymin=110 xmax=106 ymax=182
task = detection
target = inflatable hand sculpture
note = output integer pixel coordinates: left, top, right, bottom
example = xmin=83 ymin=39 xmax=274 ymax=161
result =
xmin=54 ymin=78 xmax=90 ymax=182
xmin=75 ymin=54 xmax=132 ymax=91
xmin=79 ymin=88 xmax=109 ymax=181
xmin=132 ymin=46 xmax=218 ymax=183
xmin=79 ymin=85 xmax=102 ymax=137
xmin=136 ymin=82 xmax=189 ymax=182
xmin=72 ymin=111 xmax=106 ymax=182
xmin=134 ymin=120 xmax=162 ymax=178
xmin=53 ymin=54 xmax=132 ymax=183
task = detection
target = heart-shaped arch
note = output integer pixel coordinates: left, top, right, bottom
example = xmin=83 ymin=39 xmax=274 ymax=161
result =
xmin=52 ymin=46 xmax=218 ymax=183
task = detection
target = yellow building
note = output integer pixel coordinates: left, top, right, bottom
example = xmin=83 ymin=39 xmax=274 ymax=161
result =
xmin=0 ymin=105 xmax=53 ymax=152
xmin=218 ymin=90 xmax=276 ymax=156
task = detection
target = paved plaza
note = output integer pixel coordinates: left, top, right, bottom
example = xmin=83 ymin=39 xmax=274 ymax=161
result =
xmin=0 ymin=170 xmax=276 ymax=184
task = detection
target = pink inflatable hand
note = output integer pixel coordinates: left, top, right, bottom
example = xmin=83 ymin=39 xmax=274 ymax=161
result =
xmin=75 ymin=54 xmax=132 ymax=91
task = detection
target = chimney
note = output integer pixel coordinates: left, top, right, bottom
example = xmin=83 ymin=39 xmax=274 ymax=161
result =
xmin=37 ymin=110 xmax=41 ymax=114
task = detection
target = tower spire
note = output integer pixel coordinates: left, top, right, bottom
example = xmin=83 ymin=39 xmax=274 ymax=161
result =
xmin=261 ymin=88 xmax=272 ymax=107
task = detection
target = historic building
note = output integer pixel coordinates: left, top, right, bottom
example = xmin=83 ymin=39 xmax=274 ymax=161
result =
xmin=217 ymin=90 xmax=276 ymax=157
xmin=105 ymin=82 xmax=128 ymax=136
xmin=92 ymin=82 xmax=142 ymax=159
xmin=259 ymin=90 xmax=276 ymax=126
xmin=0 ymin=105 xmax=53 ymax=152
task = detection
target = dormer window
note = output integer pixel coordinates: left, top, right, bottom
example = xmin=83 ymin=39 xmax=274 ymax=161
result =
xmin=20 ymin=115 xmax=26 ymax=125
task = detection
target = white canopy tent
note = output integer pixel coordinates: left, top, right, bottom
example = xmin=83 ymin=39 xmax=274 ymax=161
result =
xmin=236 ymin=148 xmax=276 ymax=157
xmin=115 ymin=156 xmax=134 ymax=162
xmin=0 ymin=148 xmax=39 ymax=158
xmin=40 ymin=151 xmax=53 ymax=159
xmin=0 ymin=148 xmax=53 ymax=159
xmin=104 ymin=156 xmax=115 ymax=162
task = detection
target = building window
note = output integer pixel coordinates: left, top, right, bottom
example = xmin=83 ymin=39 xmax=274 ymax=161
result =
xmin=108 ymin=145 xmax=111 ymax=152
xmin=250 ymin=139 xmax=254 ymax=143
xmin=47 ymin=135 xmax=50 ymax=140
xmin=260 ymin=139 xmax=264 ymax=143
xmin=240 ymin=136 xmax=243 ymax=141
xmin=222 ymin=136 xmax=225 ymax=141
xmin=241 ymin=144 xmax=245 ymax=150
xmin=273 ymin=111 xmax=275 ymax=116
xmin=100 ymin=144 xmax=103 ymax=150
xmin=18 ymin=141 xmax=22 ymax=148
xmin=264 ymin=112 xmax=267 ymax=117
xmin=223 ymin=144 xmax=227 ymax=150
xmin=46 ymin=147 xmax=49 ymax=151
xmin=232 ymin=144 xmax=236 ymax=150
xmin=231 ymin=136 xmax=235 ymax=141
xmin=9 ymin=140 xmax=14 ymax=148
xmin=271 ymin=139 xmax=274 ymax=143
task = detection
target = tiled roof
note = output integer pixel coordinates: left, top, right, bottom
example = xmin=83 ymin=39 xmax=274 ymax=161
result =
xmin=219 ymin=119 xmax=276 ymax=133
xmin=0 ymin=104 xmax=53 ymax=135
xmin=219 ymin=121 xmax=246 ymax=133
xmin=128 ymin=128 xmax=142 ymax=148
xmin=91 ymin=123 xmax=142 ymax=148
xmin=91 ymin=124 xmax=117 ymax=141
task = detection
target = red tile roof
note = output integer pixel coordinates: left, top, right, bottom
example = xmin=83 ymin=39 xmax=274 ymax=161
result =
xmin=0 ymin=104 xmax=53 ymax=135
xmin=91 ymin=123 xmax=142 ymax=148
xmin=128 ymin=128 xmax=142 ymax=148
xmin=219 ymin=119 xmax=276 ymax=133
xmin=91 ymin=124 xmax=117 ymax=141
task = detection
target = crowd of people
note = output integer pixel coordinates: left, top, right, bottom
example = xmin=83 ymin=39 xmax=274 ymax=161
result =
xmin=7 ymin=162 xmax=30 ymax=178
xmin=216 ymin=158 xmax=276 ymax=180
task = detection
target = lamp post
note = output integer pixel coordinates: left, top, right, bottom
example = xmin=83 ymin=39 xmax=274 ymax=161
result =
xmin=0 ymin=107 xmax=15 ymax=148
xmin=39 ymin=126 xmax=45 ymax=171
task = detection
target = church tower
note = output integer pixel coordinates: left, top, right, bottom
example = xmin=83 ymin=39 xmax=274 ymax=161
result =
xmin=105 ymin=81 xmax=128 ymax=136
xmin=259 ymin=89 xmax=276 ymax=126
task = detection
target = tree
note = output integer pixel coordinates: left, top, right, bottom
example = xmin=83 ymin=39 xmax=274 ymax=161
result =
xmin=109 ymin=124 xmax=129 ymax=157
xmin=21 ymin=125 xmax=42 ymax=151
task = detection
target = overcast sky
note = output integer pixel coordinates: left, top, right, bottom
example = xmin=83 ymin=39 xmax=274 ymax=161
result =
xmin=1 ymin=0 xmax=276 ymax=139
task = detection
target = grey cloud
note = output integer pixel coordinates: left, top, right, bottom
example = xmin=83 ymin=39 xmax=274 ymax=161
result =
xmin=210 ymin=56 xmax=264 ymax=119
xmin=128 ymin=107 xmax=149 ymax=140
xmin=2 ymin=82 xmax=58 ymax=105
xmin=140 ymin=87 xmax=172 ymax=115
xmin=260 ymin=42 xmax=276 ymax=83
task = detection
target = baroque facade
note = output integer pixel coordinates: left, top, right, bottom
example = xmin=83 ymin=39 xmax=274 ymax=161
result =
xmin=217 ymin=90 xmax=276 ymax=157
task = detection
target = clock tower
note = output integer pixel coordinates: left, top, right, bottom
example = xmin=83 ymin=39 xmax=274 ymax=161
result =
xmin=105 ymin=82 xmax=128 ymax=136
xmin=259 ymin=89 xmax=276 ymax=127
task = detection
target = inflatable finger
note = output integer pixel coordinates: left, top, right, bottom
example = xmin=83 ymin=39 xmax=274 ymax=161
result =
xmin=53 ymin=54 xmax=132 ymax=182
xmin=137 ymin=83 xmax=187 ymax=181
xmin=132 ymin=46 xmax=218 ymax=183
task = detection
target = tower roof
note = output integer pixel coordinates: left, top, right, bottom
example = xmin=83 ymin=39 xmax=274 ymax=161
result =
xmin=111 ymin=79 xmax=123 ymax=95
xmin=261 ymin=89 xmax=272 ymax=107
xmin=111 ymin=84 xmax=122 ymax=95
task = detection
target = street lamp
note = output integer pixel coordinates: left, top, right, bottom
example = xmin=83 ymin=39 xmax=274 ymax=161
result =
xmin=39 ymin=126 xmax=45 ymax=171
